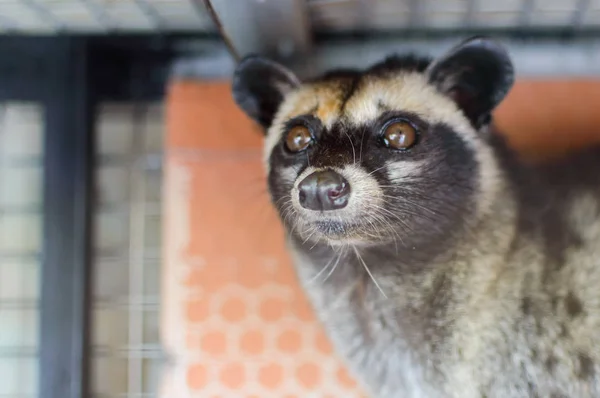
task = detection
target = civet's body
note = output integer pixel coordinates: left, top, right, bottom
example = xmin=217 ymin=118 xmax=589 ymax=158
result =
xmin=232 ymin=37 xmax=600 ymax=398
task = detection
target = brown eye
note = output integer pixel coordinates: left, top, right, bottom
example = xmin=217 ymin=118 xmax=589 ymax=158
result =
xmin=382 ymin=120 xmax=417 ymax=150
xmin=285 ymin=125 xmax=313 ymax=152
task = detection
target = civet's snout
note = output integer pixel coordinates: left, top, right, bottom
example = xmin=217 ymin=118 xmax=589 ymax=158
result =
xmin=297 ymin=170 xmax=351 ymax=211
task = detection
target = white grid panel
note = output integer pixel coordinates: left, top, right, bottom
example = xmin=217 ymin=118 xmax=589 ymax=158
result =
xmin=583 ymin=0 xmax=600 ymax=26
xmin=92 ymin=103 xmax=164 ymax=398
xmin=470 ymin=0 xmax=533 ymax=27
xmin=0 ymin=0 xmax=215 ymax=33
xmin=0 ymin=103 xmax=43 ymax=398
xmin=308 ymin=0 xmax=600 ymax=30
xmin=0 ymin=0 xmax=598 ymax=33
xmin=526 ymin=0 xmax=580 ymax=26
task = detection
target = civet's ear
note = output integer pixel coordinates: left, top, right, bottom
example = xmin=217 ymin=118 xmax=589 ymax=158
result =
xmin=426 ymin=36 xmax=515 ymax=127
xmin=232 ymin=55 xmax=301 ymax=129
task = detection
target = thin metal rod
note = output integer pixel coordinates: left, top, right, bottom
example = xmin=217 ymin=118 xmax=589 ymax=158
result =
xmin=572 ymin=0 xmax=592 ymax=29
xmin=518 ymin=0 xmax=536 ymax=27
xmin=133 ymin=0 xmax=163 ymax=31
xmin=199 ymin=0 xmax=241 ymax=61
xmin=77 ymin=0 xmax=114 ymax=31
xmin=408 ymin=0 xmax=426 ymax=28
xmin=126 ymin=104 xmax=148 ymax=396
xmin=0 ymin=105 xmax=5 ymax=233
xmin=39 ymin=37 xmax=95 ymax=398
xmin=464 ymin=0 xmax=478 ymax=28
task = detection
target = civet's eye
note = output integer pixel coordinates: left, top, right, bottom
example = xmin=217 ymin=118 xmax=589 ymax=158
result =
xmin=382 ymin=120 xmax=417 ymax=150
xmin=285 ymin=125 xmax=313 ymax=152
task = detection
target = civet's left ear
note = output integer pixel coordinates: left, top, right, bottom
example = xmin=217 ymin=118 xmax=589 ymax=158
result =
xmin=232 ymin=55 xmax=301 ymax=130
xmin=426 ymin=36 xmax=515 ymax=127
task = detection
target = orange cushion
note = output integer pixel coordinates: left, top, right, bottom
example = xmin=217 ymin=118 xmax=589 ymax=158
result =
xmin=161 ymin=80 xmax=600 ymax=397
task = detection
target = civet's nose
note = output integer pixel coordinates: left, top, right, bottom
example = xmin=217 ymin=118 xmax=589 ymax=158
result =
xmin=298 ymin=170 xmax=351 ymax=211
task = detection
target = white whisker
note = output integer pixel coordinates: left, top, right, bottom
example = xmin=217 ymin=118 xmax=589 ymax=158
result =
xmin=308 ymin=252 xmax=337 ymax=284
xmin=353 ymin=246 xmax=387 ymax=298
xmin=322 ymin=248 xmax=344 ymax=283
xmin=358 ymin=130 xmax=366 ymax=164
xmin=368 ymin=165 xmax=388 ymax=176
xmin=344 ymin=130 xmax=357 ymax=165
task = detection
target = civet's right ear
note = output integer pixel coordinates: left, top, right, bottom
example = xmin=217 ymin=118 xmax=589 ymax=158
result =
xmin=232 ymin=55 xmax=301 ymax=129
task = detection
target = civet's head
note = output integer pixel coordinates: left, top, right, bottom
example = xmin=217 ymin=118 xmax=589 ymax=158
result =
xmin=232 ymin=37 xmax=514 ymax=249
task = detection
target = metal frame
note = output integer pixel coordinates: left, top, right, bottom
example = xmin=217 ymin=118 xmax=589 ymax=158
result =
xmin=0 ymin=34 xmax=183 ymax=398
xmin=172 ymin=31 xmax=600 ymax=79
xmin=0 ymin=36 xmax=94 ymax=398
xmin=0 ymin=0 xmax=214 ymax=34
xmin=40 ymin=37 xmax=94 ymax=398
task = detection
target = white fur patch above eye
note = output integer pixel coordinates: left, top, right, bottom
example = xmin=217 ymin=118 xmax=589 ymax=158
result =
xmin=264 ymin=87 xmax=317 ymax=173
xmin=386 ymin=160 xmax=426 ymax=182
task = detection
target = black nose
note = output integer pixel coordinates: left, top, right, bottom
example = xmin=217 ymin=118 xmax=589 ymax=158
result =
xmin=297 ymin=170 xmax=351 ymax=211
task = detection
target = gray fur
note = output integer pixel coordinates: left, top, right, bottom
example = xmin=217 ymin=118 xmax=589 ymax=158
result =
xmin=289 ymin=170 xmax=600 ymax=397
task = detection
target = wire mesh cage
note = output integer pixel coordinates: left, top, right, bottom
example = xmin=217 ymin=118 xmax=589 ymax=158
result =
xmin=0 ymin=0 xmax=598 ymax=34
xmin=0 ymin=1 xmax=598 ymax=398
xmin=93 ymin=103 xmax=164 ymax=398
xmin=309 ymin=0 xmax=600 ymax=31
xmin=0 ymin=0 xmax=213 ymax=33
xmin=0 ymin=101 xmax=166 ymax=398
xmin=0 ymin=102 xmax=43 ymax=398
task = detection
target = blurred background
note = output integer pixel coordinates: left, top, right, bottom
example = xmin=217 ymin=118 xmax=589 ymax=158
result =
xmin=0 ymin=1 xmax=598 ymax=398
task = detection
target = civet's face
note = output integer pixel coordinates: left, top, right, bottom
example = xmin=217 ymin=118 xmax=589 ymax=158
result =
xmin=232 ymin=37 xmax=514 ymax=249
